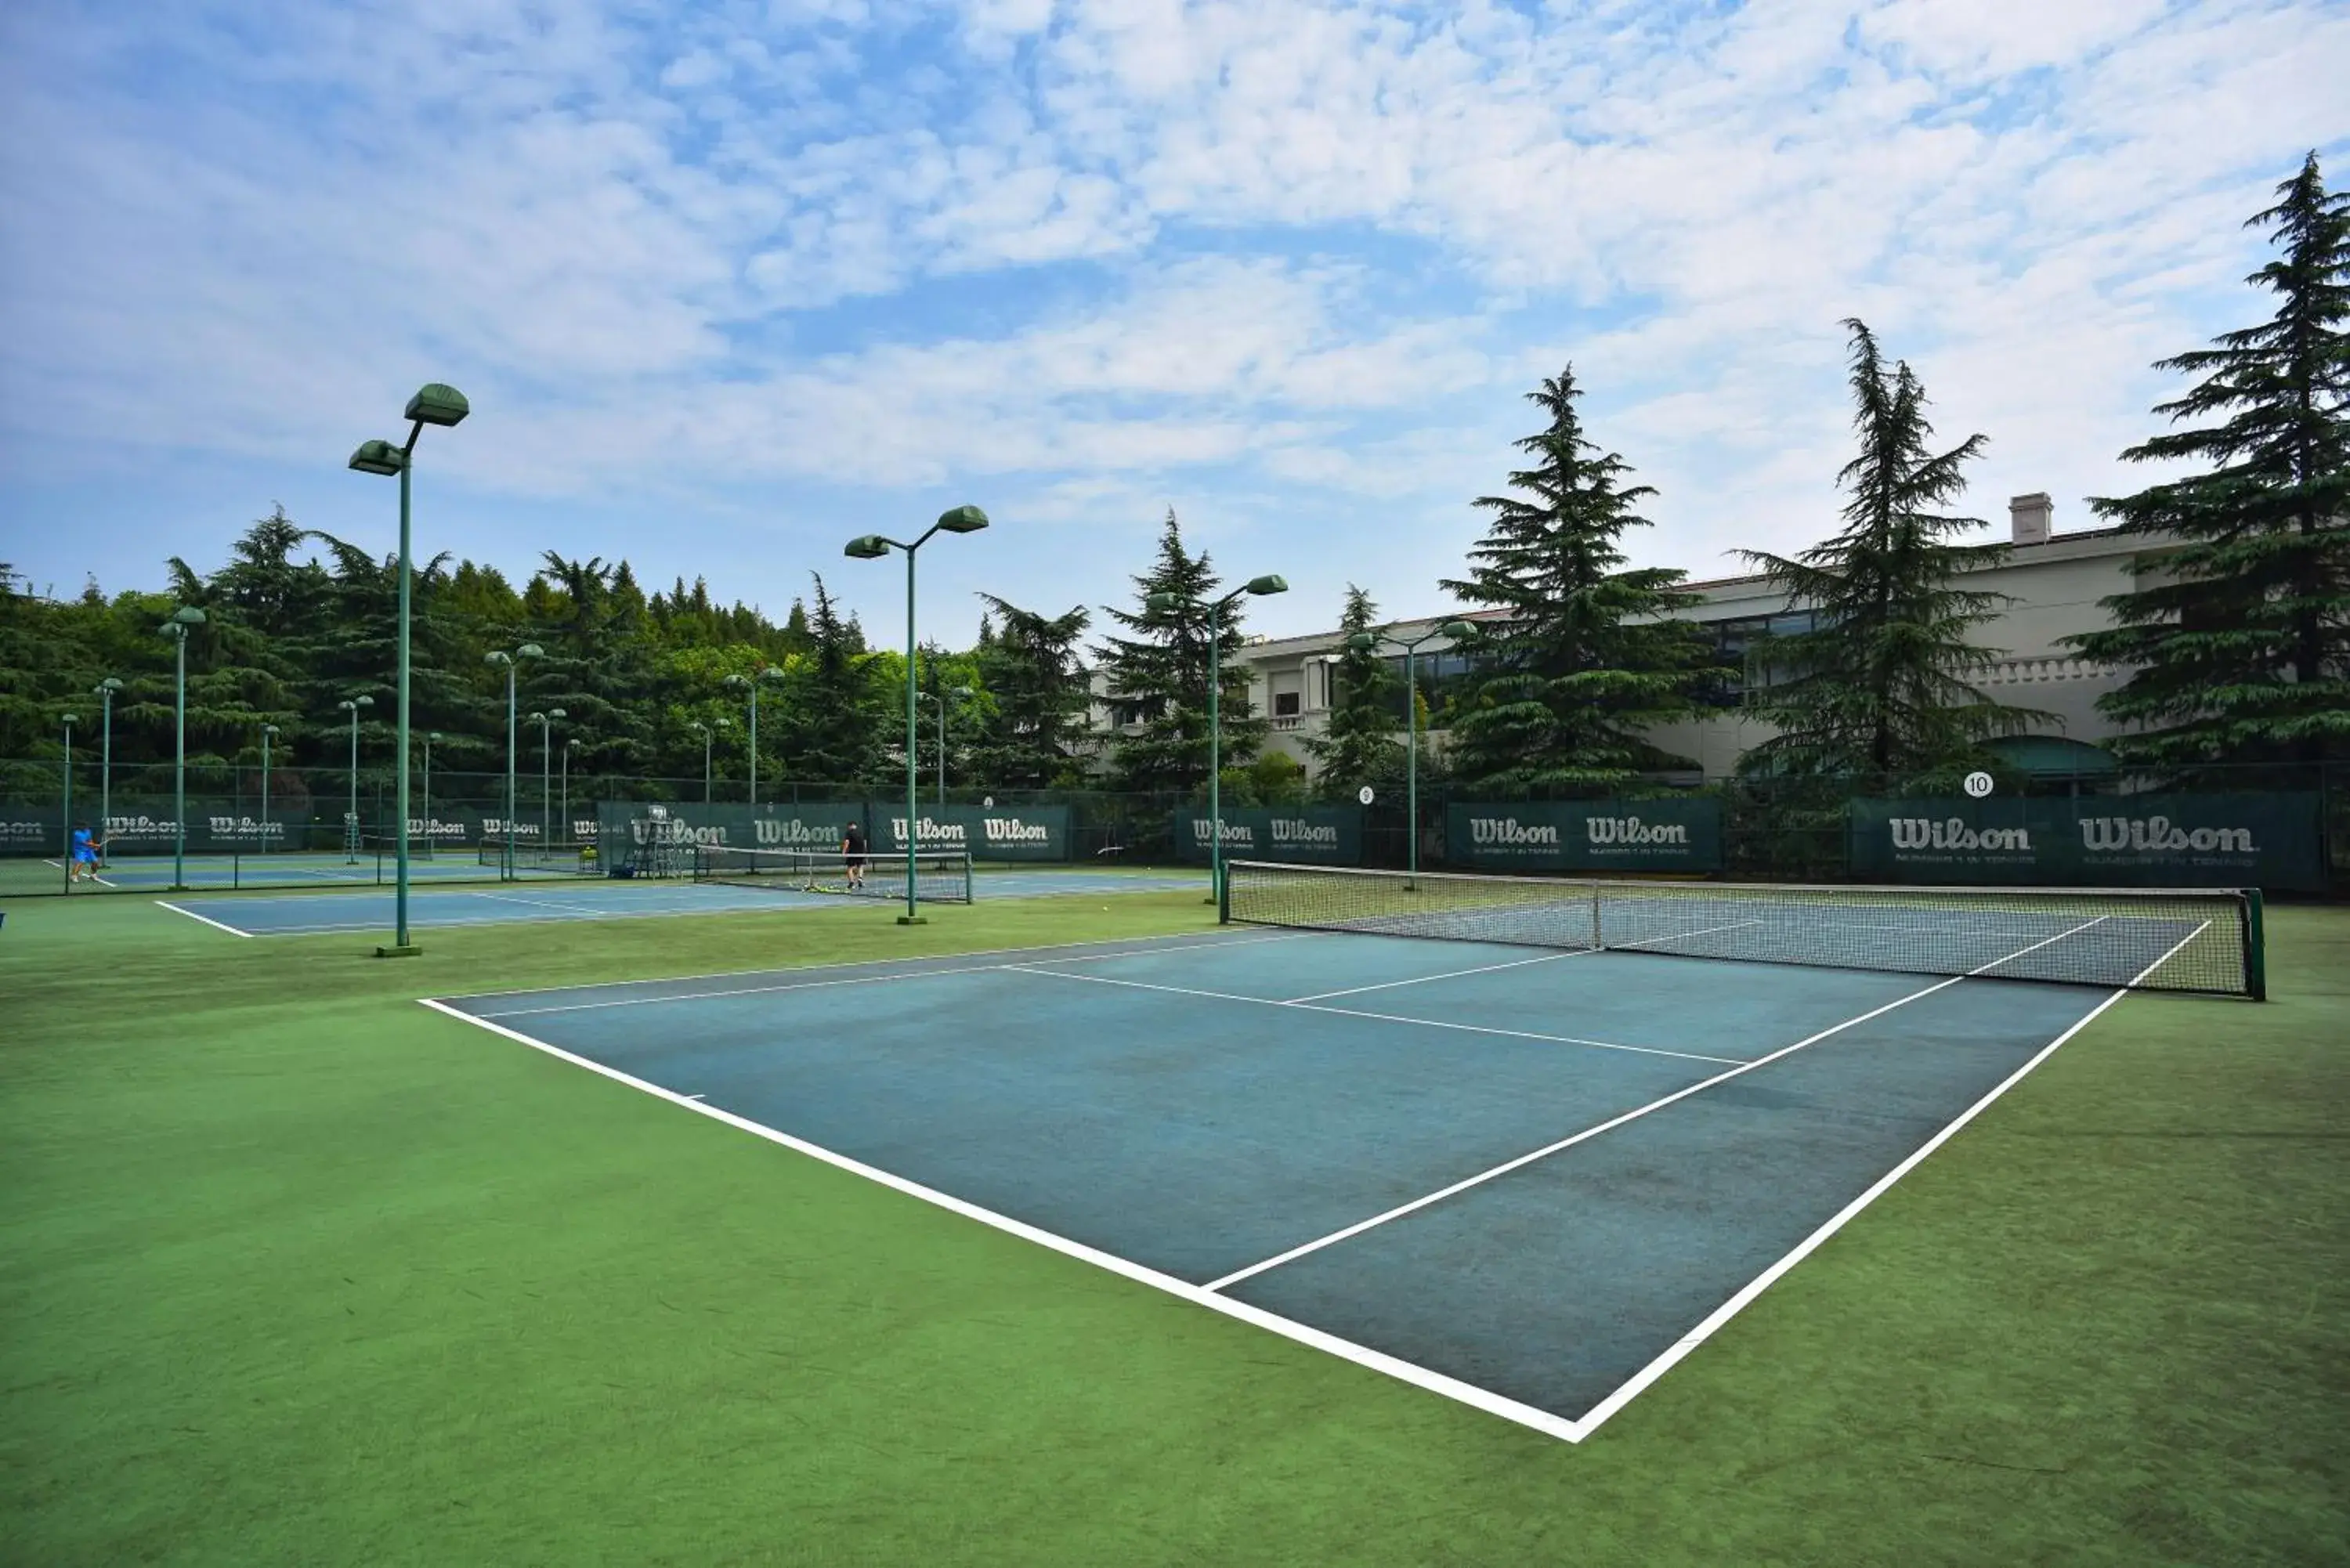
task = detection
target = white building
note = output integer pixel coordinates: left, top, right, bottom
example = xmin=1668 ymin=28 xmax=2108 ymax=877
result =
xmin=1088 ymin=494 xmax=2161 ymax=782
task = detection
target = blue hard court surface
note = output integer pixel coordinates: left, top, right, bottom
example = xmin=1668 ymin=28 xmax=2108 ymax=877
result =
xmin=430 ymin=925 xmax=2123 ymax=1436
xmin=164 ymin=869 xmax=1204 ymax=936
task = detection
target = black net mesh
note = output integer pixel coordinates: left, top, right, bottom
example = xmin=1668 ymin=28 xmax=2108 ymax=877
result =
xmin=1224 ymin=861 xmax=2258 ymax=997
xmin=692 ymin=845 xmax=973 ymax=904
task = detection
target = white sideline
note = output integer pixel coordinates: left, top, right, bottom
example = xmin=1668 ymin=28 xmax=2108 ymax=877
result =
xmin=1201 ymin=912 xmax=2117 ymax=1294
xmin=1570 ymin=916 xmax=2209 ymax=1440
xmin=153 ymin=900 xmax=255 ymax=938
xmin=416 ymin=996 xmax=1587 ymax=1444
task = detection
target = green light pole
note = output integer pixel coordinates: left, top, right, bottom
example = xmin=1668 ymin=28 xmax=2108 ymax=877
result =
xmin=690 ymin=719 xmax=727 ymax=804
xmin=484 ymin=645 xmax=544 ymax=876
xmin=60 ymin=713 xmax=77 ymax=882
xmin=421 ymin=731 xmax=440 ymax=854
xmin=337 ymin=696 xmax=375 ymax=860
xmin=1147 ymin=575 xmax=1287 ymax=907
xmin=93 ymin=677 xmax=122 ymax=862
xmin=530 ymin=708 xmax=566 ymax=844
xmin=349 ymin=382 xmax=469 ymax=956
xmin=160 ymin=606 xmax=206 ymax=891
xmin=562 ymin=737 xmax=581 ymax=840
xmin=915 ymin=685 xmax=976 ymax=806
xmin=1346 ymin=620 xmax=1478 ymax=881
xmin=259 ymin=722 xmax=280 ymax=854
xmin=725 ymin=667 xmax=786 ymax=805
xmin=844 ymin=505 xmax=991 ymax=925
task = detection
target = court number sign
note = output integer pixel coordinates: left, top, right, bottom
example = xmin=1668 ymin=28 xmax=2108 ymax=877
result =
xmin=1358 ymin=786 xmax=1375 ymax=805
xmin=1963 ymin=771 xmax=1995 ymax=799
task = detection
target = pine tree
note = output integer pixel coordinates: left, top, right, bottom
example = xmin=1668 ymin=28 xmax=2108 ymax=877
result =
xmin=779 ymin=574 xmax=884 ymax=785
xmin=2066 ymin=153 xmax=2350 ymax=767
xmin=969 ymin=594 xmax=1091 ymax=788
xmin=1093 ymin=511 xmax=1266 ymax=793
xmin=1440 ymin=366 xmax=1708 ymax=788
xmin=1303 ymin=585 xmax=1403 ymax=797
xmin=1737 ymin=320 xmax=2044 ymax=779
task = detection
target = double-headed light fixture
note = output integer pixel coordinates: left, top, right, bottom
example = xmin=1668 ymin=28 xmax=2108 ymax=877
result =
xmin=844 ymin=505 xmax=989 ymax=924
xmin=349 ymin=383 xmax=469 ymax=955
xmin=1145 ymin=573 xmax=1287 ymax=906
xmin=1343 ymin=619 xmax=1480 ymax=881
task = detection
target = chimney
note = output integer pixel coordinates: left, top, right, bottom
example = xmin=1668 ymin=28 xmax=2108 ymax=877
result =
xmin=2009 ymin=492 xmax=2052 ymax=545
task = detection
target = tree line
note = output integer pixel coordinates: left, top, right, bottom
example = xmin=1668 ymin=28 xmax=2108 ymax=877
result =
xmin=3 ymin=154 xmax=2342 ymax=811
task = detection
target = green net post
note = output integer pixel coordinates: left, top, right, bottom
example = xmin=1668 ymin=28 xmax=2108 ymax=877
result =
xmin=2245 ymin=887 xmax=2266 ymax=1002
xmin=1217 ymin=861 xmax=1231 ymax=924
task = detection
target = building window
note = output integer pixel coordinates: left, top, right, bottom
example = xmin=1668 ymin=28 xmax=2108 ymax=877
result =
xmin=1274 ymin=691 xmax=1300 ymax=717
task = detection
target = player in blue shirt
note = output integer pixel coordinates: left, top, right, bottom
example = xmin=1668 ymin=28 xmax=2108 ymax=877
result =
xmin=69 ymin=824 xmax=99 ymax=883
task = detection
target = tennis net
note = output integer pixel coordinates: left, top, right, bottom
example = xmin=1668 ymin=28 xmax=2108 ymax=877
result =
xmin=1221 ymin=861 xmax=2262 ymax=998
xmin=692 ymin=845 xmax=974 ymax=904
xmin=475 ymin=840 xmax=602 ymax=876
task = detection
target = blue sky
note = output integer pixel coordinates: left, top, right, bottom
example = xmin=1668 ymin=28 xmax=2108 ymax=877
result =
xmin=2 ymin=0 xmax=2345 ymax=646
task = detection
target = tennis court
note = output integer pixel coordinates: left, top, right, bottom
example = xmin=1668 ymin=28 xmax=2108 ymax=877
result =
xmin=159 ymin=867 xmax=1205 ymax=937
xmin=426 ymin=865 xmax=2256 ymax=1440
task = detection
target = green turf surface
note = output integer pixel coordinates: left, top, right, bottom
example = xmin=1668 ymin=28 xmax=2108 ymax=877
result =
xmin=2 ymin=890 xmax=2343 ymax=1565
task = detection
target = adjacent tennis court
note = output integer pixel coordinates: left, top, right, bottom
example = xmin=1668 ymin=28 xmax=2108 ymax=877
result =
xmin=158 ymin=866 xmax=1204 ymax=937
xmin=425 ymin=863 xmax=2243 ymax=1440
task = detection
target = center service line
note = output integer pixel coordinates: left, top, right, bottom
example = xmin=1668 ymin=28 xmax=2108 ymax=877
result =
xmin=1200 ymin=912 xmax=2115 ymax=1295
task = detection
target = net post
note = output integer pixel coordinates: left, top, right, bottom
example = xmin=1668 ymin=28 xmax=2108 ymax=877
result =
xmin=2244 ymin=887 xmax=2266 ymax=1002
xmin=1217 ymin=860 xmax=1231 ymax=924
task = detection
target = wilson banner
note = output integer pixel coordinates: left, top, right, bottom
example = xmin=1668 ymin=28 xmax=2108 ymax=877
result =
xmin=1170 ymin=807 xmax=1362 ymax=865
xmin=1847 ymin=793 xmax=2325 ymax=891
xmin=1444 ymin=798 xmax=1723 ymax=873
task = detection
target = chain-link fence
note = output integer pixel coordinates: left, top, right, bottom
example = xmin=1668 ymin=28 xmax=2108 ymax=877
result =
xmin=3 ymin=758 xmax=2341 ymax=898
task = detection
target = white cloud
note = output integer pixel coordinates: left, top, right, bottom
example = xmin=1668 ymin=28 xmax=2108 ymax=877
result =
xmin=0 ymin=0 xmax=2345 ymax=643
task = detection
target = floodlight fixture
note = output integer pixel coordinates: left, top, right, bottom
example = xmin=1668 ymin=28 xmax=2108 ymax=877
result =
xmin=405 ymin=383 xmax=470 ymax=428
xmin=348 ymin=440 xmax=407 ymax=475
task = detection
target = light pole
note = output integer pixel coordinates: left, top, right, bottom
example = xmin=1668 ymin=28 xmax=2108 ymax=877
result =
xmin=530 ymin=708 xmax=566 ymax=845
xmin=562 ymin=737 xmax=581 ymax=840
xmin=260 ymin=723 xmax=280 ymax=854
xmin=93 ymin=677 xmax=122 ymax=861
xmin=160 ymin=605 xmax=206 ymax=891
xmin=337 ymin=696 xmax=375 ymax=860
xmin=844 ymin=505 xmax=991 ymax=925
xmin=916 ymin=685 xmax=976 ymax=806
xmin=1346 ymin=620 xmax=1479 ymax=880
xmin=725 ymin=667 xmax=786 ymax=804
xmin=1146 ymin=574 xmax=1287 ymax=907
xmin=60 ymin=713 xmax=77 ymax=877
xmin=349 ymin=384 xmax=468 ymax=955
xmin=484 ymin=645 xmax=544 ymax=875
xmin=421 ymin=732 xmax=440 ymax=854
xmin=690 ymin=719 xmax=728 ymax=804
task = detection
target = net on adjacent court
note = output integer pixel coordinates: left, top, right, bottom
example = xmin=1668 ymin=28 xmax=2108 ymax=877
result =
xmin=1222 ymin=861 xmax=2261 ymax=998
xmin=476 ymin=840 xmax=602 ymax=876
xmin=692 ymin=845 xmax=974 ymax=904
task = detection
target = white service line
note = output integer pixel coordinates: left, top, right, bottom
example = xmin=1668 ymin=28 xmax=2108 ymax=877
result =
xmin=1607 ymin=917 xmax=1767 ymax=951
xmin=453 ymin=929 xmax=1305 ymax=1014
xmin=153 ymin=900 xmax=255 ymax=938
xmin=1198 ymin=912 xmax=2118 ymax=1295
xmin=1000 ymin=963 xmax=1741 ymax=1067
xmin=414 ymin=996 xmax=1585 ymax=1444
xmin=1283 ymin=948 xmax=1591 ymax=1003
xmin=469 ymin=890 xmax=614 ymax=916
